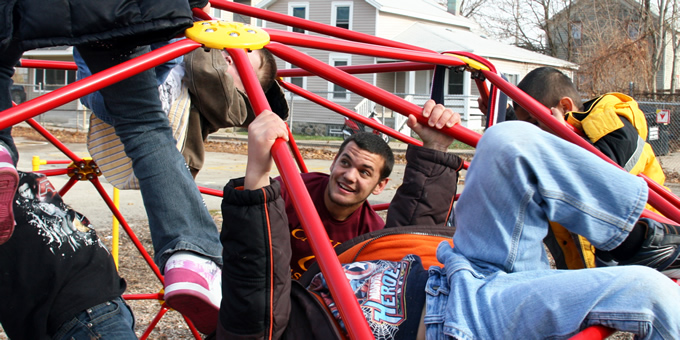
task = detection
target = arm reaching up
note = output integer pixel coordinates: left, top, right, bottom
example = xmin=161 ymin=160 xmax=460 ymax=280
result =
xmin=244 ymin=110 xmax=289 ymax=190
xmin=407 ymin=99 xmax=460 ymax=152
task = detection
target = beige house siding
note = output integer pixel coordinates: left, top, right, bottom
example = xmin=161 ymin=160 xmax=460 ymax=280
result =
xmin=376 ymin=12 xmax=469 ymax=39
xmin=265 ymin=0 xmax=380 ymax=127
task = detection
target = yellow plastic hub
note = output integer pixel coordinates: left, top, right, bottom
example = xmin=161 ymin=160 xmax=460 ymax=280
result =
xmin=185 ymin=20 xmax=270 ymax=50
xmin=444 ymin=53 xmax=490 ymax=72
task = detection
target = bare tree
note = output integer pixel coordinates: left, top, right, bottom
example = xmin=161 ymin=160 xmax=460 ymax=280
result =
xmin=472 ymin=0 xmax=677 ymax=96
xmin=468 ymin=0 xmax=573 ymax=55
xmin=435 ymin=0 xmax=490 ymax=17
xmin=641 ymin=0 xmax=673 ymax=93
xmin=669 ymin=0 xmax=680 ymax=92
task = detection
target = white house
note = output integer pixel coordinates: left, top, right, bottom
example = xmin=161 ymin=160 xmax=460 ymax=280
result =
xmin=254 ymin=0 xmax=577 ymax=134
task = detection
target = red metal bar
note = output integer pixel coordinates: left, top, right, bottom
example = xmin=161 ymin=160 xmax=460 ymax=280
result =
xmin=266 ymin=29 xmax=467 ymax=68
xmin=277 ymin=61 xmax=435 ymax=78
xmin=123 ymin=293 xmax=164 ymax=300
xmin=198 ymin=186 xmax=224 ymax=197
xmin=17 ymin=59 xmax=78 ymax=70
xmin=278 ymin=79 xmax=423 ymax=146
xmin=140 ymin=306 xmax=170 ymax=340
xmin=182 ymin=313 xmax=203 ymax=340
xmin=371 ymin=203 xmax=389 ymax=211
xmin=641 ymin=173 xmax=680 ymax=212
xmin=88 ymin=175 xmax=165 ymax=283
xmin=481 ymin=70 xmax=680 ymax=224
xmin=229 ymin=47 xmax=374 ymax=340
xmin=57 ymin=175 xmax=79 ymax=197
xmin=569 ymin=325 xmax=615 ymax=340
xmin=43 ymin=160 xmax=73 ymax=165
xmin=26 ymin=118 xmax=82 ymax=161
xmin=443 ymin=51 xmax=497 ymax=73
xmin=0 ymin=39 xmax=202 ymax=131
xmin=267 ymin=42 xmax=481 ymax=147
xmin=35 ymin=168 xmax=70 ymax=176
xmin=285 ymin=129 xmax=309 ymax=173
xmin=210 ymin=0 xmax=434 ymax=52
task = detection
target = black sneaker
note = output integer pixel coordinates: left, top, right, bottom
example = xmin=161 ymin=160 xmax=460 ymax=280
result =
xmin=617 ymin=218 xmax=680 ymax=278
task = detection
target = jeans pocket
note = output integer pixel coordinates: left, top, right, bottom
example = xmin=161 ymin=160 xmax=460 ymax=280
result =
xmin=53 ymin=298 xmax=136 ymax=340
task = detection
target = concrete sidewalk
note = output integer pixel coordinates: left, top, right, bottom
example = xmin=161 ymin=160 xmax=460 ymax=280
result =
xmin=14 ymin=135 xmax=434 ymax=232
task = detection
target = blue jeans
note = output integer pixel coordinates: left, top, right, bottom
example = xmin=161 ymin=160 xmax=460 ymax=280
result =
xmin=52 ymin=297 xmax=137 ymax=340
xmin=71 ymin=44 xmax=222 ymax=270
xmin=73 ymin=39 xmax=184 ymax=125
xmin=425 ymin=121 xmax=680 ymax=339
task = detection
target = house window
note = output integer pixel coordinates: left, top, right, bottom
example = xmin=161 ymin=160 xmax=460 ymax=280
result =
xmin=285 ymin=62 xmax=307 ymax=92
xmin=570 ymin=21 xmax=582 ymax=40
xmin=328 ymin=54 xmax=351 ymax=101
xmin=627 ymin=21 xmax=639 ymax=39
xmin=447 ymin=69 xmax=464 ymax=95
xmin=34 ymin=69 xmax=76 ymax=91
xmin=289 ymin=2 xmax=309 ymax=33
xmin=332 ymin=2 xmax=353 ymax=30
xmin=502 ymin=73 xmax=519 ymax=86
xmin=211 ymin=8 xmax=223 ymax=19
xmin=233 ymin=0 xmax=251 ymax=23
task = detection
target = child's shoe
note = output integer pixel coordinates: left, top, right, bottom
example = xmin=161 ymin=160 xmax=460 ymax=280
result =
xmin=164 ymin=251 xmax=222 ymax=334
xmin=0 ymin=148 xmax=18 ymax=245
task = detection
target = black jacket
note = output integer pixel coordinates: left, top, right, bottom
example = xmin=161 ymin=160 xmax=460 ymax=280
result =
xmin=217 ymin=144 xmax=462 ymax=339
xmin=1 ymin=0 xmax=208 ymax=52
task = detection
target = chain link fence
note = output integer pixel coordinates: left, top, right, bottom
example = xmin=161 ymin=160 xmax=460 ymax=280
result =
xmin=637 ymin=99 xmax=680 ymax=182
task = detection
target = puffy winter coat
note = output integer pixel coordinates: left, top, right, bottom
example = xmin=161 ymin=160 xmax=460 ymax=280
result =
xmin=0 ymin=0 xmax=208 ymax=51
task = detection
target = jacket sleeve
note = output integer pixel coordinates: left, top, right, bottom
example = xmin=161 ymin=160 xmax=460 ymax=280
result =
xmin=189 ymin=0 xmax=210 ymax=9
xmin=385 ymin=145 xmax=463 ymax=228
xmin=591 ymin=117 xmax=640 ymax=169
xmin=184 ymin=48 xmax=255 ymax=131
xmin=218 ymin=178 xmax=291 ymax=340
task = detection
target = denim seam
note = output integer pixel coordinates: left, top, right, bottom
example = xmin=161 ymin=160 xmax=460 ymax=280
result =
xmin=505 ymin=188 xmax=533 ymax=272
xmin=540 ymin=188 xmax=635 ymax=250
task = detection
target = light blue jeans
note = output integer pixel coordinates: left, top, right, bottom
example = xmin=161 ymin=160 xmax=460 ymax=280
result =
xmin=426 ymin=121 xmax=680 ymax=339
xmin=75 ymin=44 xmax=222 ymax=270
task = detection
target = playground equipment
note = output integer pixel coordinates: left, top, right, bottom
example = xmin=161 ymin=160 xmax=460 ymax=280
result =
xmin=4 ymin=1 xmax=680 ymax=338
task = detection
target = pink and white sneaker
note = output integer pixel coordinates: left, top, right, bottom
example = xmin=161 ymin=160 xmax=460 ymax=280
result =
xmin=0 ymin=147 xmax=18 ymax=246
xmin=163 ymin=251 xmax=222 ymax=334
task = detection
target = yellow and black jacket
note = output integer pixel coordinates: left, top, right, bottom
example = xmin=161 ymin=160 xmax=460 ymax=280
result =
xmin=549 ymin=93 xmax=667 ymax=269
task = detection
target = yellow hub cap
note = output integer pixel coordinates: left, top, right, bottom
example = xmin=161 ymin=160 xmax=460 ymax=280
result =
xmin=185 ymin=20 xmax=270 ymax=50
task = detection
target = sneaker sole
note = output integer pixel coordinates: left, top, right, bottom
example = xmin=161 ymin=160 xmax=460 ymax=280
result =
xmin=165 ymin=283 xmax=219 ymax=334
xmin=0 ymin=167 xmax=18 ymax=245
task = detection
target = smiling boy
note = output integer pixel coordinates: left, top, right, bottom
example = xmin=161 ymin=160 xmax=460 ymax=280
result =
xmin=277 ymin=132 xmax=393 ymax=279
xmin=249 ymin=100 xmax=461 ymax=279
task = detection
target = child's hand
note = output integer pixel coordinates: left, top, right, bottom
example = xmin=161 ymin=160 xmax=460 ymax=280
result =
xmin=407 ymin=99 xmax=460 ymax=152
xmin=245 ymin=110 xmax=289 ymax=190
xmin=477 ymin=96 xmax=488 ymax=115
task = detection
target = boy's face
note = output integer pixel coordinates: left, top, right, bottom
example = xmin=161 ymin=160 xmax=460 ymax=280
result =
xmin=224 ymin=49 xmax=263 ymax=92
xmin=325 ymin=141 xmax=388 ymax=213
xmin=513 ymin=105 xmax=539 ymax=126
xmin=514 ymin=102 xmax=567 ymax=135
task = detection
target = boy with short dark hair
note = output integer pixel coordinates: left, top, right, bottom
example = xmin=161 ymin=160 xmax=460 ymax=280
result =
xmin=218 ymin=110 xmax=680 ymax=339
xmin=513 ymin=66 xmax=667 ymax=269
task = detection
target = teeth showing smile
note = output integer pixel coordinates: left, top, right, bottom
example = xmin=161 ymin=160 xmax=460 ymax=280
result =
xmin=338 ymin=182 xmax=354 ymax=192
